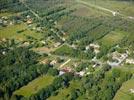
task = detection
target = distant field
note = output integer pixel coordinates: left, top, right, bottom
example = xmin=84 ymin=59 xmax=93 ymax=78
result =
xmin=114 ymin=79 xmax=134 ymax=100
xmin=82 ymin=0 xmax=134 ymax=16
xmin=48 ymin=80 xmax=82 ymax=100
xmin=14 ymin=75 xmax=54 ymax=97
xmin=0 ymin=23 xmax=43 ymax=40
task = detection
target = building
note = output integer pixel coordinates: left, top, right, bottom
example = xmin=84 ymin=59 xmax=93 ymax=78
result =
xmin=126 ymin=59 xmax=134 ymax=64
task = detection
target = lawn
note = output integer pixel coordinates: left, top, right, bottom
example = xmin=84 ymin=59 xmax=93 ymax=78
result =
xmin=13 ymin=75 xmax=55 ymax=97
xmin=48 ymin=80 xmax=82 ymax=100
xmin=0 ymin=23 xmax=43 ymax=40
xmin=113 ymin=79 xmax=134 ymax=100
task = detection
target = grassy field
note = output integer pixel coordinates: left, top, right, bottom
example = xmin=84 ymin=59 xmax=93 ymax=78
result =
xmin=113 ymin=79 xmax=134 ymax=100
xmin=48 ymin=80 xmax=82 ymax=100
xmin=13 ymin=75 xmax=54 ymax=97
xmin=98 ymin=30 xmax=127 ymax=47
xmin=82 ymin=0 xmax=134 ymax=16
xmin=0 ymin=23 xmax=43 ymax=40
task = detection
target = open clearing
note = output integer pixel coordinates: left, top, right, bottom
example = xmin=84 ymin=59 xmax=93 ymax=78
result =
xmin=0 ymin=23 xmax=42 ymax=40
xmin=48 ymin=80 xmax=82 ymax=100
xmin=114 ymin=79 xmax=134 ymax=100
xmin=14 ymin=75 xmax=54 ymax=97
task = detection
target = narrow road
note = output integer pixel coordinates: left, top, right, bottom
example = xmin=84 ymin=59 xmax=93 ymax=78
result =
xmin=19 ymin=0 xmax=42 ymax=19
xmin=76 ymin=0 xmax=134 ymax=20
xmin=60 ymin=59 xmax=71 ymax=68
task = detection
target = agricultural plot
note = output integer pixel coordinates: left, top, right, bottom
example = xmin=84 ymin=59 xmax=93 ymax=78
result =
xmin=82 ymin=0 xmax=134 ymax=17
xmin=14 ymin=75 xmax=55 ymax=97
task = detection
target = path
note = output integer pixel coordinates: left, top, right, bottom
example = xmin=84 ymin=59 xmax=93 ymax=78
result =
xmin=59 ymin=59 xmax=71 ymax=68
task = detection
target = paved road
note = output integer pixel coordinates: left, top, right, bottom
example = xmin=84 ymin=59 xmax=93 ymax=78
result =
xmin=76 ymin=0 xmax=134 ymax=20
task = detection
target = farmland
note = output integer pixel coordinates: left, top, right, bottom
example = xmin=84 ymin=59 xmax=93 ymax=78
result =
xmin=0 ymin=0 xmax=134 ymax=100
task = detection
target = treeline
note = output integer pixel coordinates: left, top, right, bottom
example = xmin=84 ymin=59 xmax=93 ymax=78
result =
xmin=0 ymin=0 xmax=19 ymax=9
xmin=66 ymin=65 xmax=132 ymax=100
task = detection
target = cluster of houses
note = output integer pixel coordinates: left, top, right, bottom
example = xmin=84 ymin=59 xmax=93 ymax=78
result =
xmin=60 ymin=67 xmax=85 ymax=77
xmin=107 ymin=51 xmax=128 ymax=67
xmin=0 ymin=16 xmax=15 ymax=27
xmin=85 ymin=43 xmax=100 ymax=54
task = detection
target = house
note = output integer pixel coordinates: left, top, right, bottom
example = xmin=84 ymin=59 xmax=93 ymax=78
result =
xmin=108 ymin=51 xmax=128 ymax=67
xmin=27 ymin=19 xmax=33 ymax=24
xmin=130 ymin=89 xmax=134 ymax=94
xmin=76 ymin=71 xmax=85 ymax=76
xmin=85 ymin=45 xmax=90 ymax=50
xmin=126 ymin=59 xmax=134 ymax=64
xmin=26 ymin=15 xmax=31 ymax=19
xmin=50 ymin=60 xmax=57 ymax=65
xmin=89 ymin=43 xmax=100 ymax=49
xmin=54 ymin=42 xmax=61 ymax=48
xmin=59 ymin=70 xmax=65 ymax=76
xmin=71 ymin=44 xmax=77 ymax=49
xmin=85 ymin=43 xmax=100 ymax=54
xmin=41 ymin=40 xmax=46 ymax=45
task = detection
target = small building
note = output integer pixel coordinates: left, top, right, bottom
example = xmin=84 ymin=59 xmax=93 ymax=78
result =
xmin=54 ymin=42 xmax=61 ymax=48
xmin=50 ymin=60 xmax=57 ymax=65
xmin=126 ymin=59 xmax=134 ymax=64
xmin=27 ymin=19 xmax=33 ymax=24
xmin=59 ymin=71 xmax=65 ymax=76
xmin=130 ymin=89 xmax=134 ymax=94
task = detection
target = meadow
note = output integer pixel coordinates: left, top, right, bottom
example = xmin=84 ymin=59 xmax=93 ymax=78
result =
xmin=113 ymin=79 xmax=134 ymax=100
xmin=14 ymin=75 xmax=54 ymax=97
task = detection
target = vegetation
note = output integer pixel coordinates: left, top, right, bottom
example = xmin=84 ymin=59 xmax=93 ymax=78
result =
xmin=0 ymin=0 xmax=134 ymax=100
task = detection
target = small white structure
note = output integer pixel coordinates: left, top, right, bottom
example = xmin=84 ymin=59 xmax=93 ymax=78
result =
xmin=85 ymin=46 xmax=90 ymax=50
xmin=2 ymin=51 xmax=6 ymax=55
xmin=59 ymin=71 xmax=65 ymax=76
xmin=130 ymin=89 xmax=134 ymax=94
xmin=41 ymin=40 xmax=46 ymax=45
xmin=50 ymin=60 xmax=57 ymax=65
xmin=54 ymin=42 xmax=61 ymax=48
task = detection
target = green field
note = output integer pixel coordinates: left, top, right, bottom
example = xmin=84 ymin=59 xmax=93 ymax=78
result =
xmin=98 ymin=30 xmax=127 ymax=47
xmin=14 ymin=75 xmax=54 ymax=97
xmin=0 ymin=23 xmax=43 ymax=40
xmin=114 ymin=79 xmax=134 ymax=100
xmin=48 ymin=80 xmax=82 ymax=100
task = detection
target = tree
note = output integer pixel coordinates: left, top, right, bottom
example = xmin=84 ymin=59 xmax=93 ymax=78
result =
xmin=70 ymin=90 xmax=78 ymax=100
xmin=48 ymin=68 xmax=59 ymax=76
